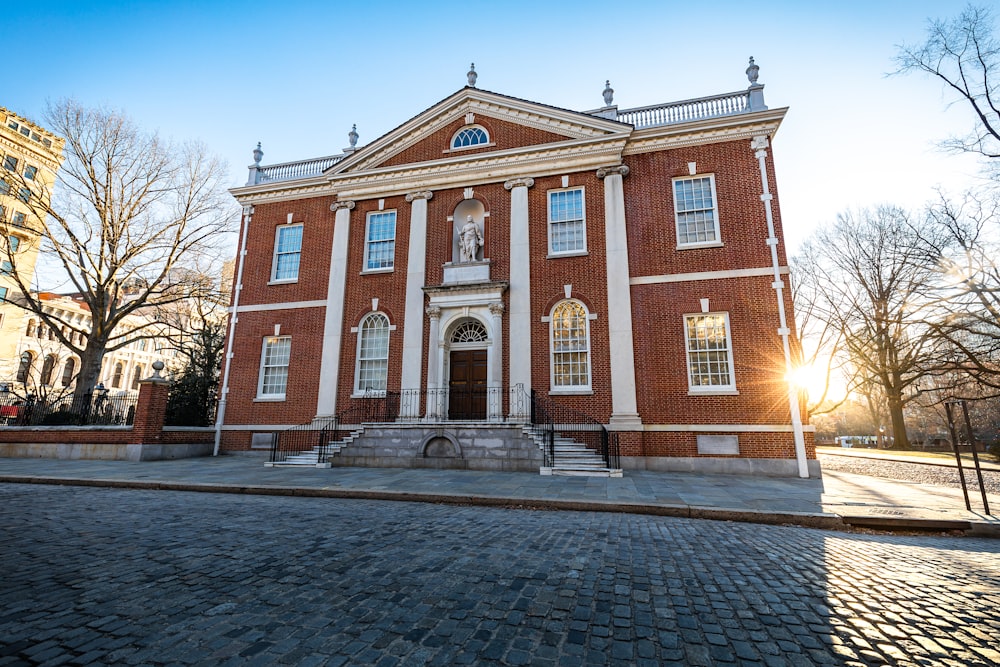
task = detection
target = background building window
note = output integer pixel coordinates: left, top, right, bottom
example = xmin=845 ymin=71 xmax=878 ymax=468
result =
xmin=9 ymin=235 xmax=20 ymax=252
xmin=16 ymin=352 xmax=33 ymax=383
xmin=271 ymin=224 xmax=302 ymax=281
xmin=364 ymin=212 xmax=396 ymax=271
xmin=0 ymin=287 xmax=7 ymax=301
xmin=111 ymin=362 xmax=124 ymax=388
xmin=40 ymin=355 xmax=57 ymax=386
xmin=548 ymin=188 xmax=586 ymax=254
xmin=3 ymin=156 xmax=17 ymax=172
xmin=674 ymin=175 xmax=719 ymax=246
xmin=131 ymin=365 xmax=143 ymax=390
xmin=23 ymin=165 xmax=37 ymax=181
xmin=685 ymin=313 xmax=735 ymax=390
xmin=61 ymin=358 xmax=76 ymax=387
xmin=551 ymin=300 xmax=591 ymax=389
xmin=451 ymin=126 xmax=489 ymax=149
xmin=356 ymin=313 xmax=389 ymax=392
xmin=258 ymin=336 xmax=291 ymax=398
xmin=1 ymin=260 xmax=12 ymax=276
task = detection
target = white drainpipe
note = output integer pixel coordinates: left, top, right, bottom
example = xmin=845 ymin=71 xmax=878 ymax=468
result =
xmin=752 ymin=136 xmax=809 ymax=478
xmin=213 ymin=204 xmax=253 ymax=456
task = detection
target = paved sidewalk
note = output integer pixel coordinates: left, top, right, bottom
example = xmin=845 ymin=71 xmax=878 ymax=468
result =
xmin=0 ymin=455 xmax=997 ymax=535
xmin=817 ymin=444 xmax=1000 ymax=471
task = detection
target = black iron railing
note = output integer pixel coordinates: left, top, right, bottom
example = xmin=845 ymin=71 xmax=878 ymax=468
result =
xmin=0 ymin=392 xmax=137 ymax=427
xmin=528 ymin=390 xmax=619 ymax=469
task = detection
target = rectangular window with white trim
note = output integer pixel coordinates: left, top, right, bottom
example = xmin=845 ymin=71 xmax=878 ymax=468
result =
xmin=364 ymin=211 xmax=396 ymax=271
xmin=548 ymin=188 xmax=586 ymax=255
xmin=257 ymin=336 xmax=291 ymax=399
xmin=673 ymin=175 xmax=720 ymax=247
xmin=271 ymin=224 xmax=302 ymax=282
xmin=684 ymin=313 xmax=735 ymax=392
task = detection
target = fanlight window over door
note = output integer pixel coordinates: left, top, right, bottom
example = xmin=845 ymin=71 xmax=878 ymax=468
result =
xmin=451 ymin=320 xmax=488 ymax=344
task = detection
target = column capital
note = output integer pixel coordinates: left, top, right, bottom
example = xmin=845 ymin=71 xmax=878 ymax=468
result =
xmin=426 ymin=305 xmax=442 ymax=320
xmin=488 ymin=302 xmax=505 ymax=318
xmin=750 ymin=135 xmax=769 ymax=154
xmin=405 ymin=190 xmax=433 ymax=202
xmin=504 ymin=177 xmax=535 ymax=191
xmin=330 ymin=200 xmax=355 ymax=212
xmin=596 ymin=165 xmax=630 ymax=180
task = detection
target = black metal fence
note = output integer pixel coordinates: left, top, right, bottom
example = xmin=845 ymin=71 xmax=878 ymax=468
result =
xmin=528 ymin=390 xmax=619 ymax=469
xmin=0 ymin=392 xmax=138 ymax=427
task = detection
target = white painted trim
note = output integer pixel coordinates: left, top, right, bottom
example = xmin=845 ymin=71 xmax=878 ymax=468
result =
xmin=631 ymin=266 xmax=788 ymax=285
xmin=642 ymin=423 xmax=816 ymax=433
xmin=546 ymin=186 xmax=587 ymax=256
xmin=673 ymin=173 xmax=720 ymax=247
xmin=676 ymin=241 xmax=724 ymax=251
xmin=234 ymin=300 xmax=327 ymax=313
xmin=221 ymin=424 xmax=300 ymax=431
xmin=684 ymin=312 xmax=736 ymax=393
xmin=270 ymin=223 xmax=303 ymax=282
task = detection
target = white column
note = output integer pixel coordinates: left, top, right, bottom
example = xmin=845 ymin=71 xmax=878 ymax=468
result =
xmin=315 ymin=200 xmax=355 ymax=418
xmin=488 ymin=302 xmax=504 ymax=421
xmin=752 ymin=135 xmax=809 ymax=478
xmin=400 ymin=190 xmax=432 ymax=418
xmin=597 ymin=165 xmax=642 ymax=429
xmin=424 ymin=306 xmax=442 ymax=420
xmin=504 ymin=177 xmax=534 ymax=416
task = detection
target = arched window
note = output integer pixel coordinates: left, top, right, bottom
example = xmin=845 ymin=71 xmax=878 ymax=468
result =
xmin=111 ymin=362 xmax=124 ymax=389
xmin=131 ymin=365 xmax=143 ymax=390
xmin=451 ymin=320 xmax=488 ymax=343
xmin=40 ymin=355 xmax=57 ymax=385
xmin=451 ymin=126 xmax=489 ymax=149
xmin=61 ymin=358 xmax=76 ymax=387
xmin=16 ymin=351 xmax=33 ymax=383
xmin=25 ymin=319 xmax=35 ymax=337
xmin=550 ymin=300 xmax=591 ymax=390
xmin=355 ymin=313 xmax=390 ymax=393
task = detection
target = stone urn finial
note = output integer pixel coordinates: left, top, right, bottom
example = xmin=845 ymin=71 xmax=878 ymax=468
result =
xmin=151 ymin=360 xmax=165 ymax=379
xmin=746 ymin=56 xmax=760 ymax=85
xmin=467 ymin=63 xmax=477 ymax=87
xmin=252 ymin=142 xmax=263 ymax=166
xmin=603 ymin=80 xmax=614 ymax=106
xmin=348 ymin=124 xmax=359 ymax=148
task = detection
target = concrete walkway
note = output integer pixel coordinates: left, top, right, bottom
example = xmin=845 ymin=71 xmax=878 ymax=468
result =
xmin=0 ymin=455 xmax=997 ymax=536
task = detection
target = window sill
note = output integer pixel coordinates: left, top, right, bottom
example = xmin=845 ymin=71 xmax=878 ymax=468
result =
xmin=677 ymin=241 xmax=724 ymax=251
xmin=267 ymin=278 xmax=299 ymax=286
xmin=549 ymin=388 xmax=593 ymax=396
xmin=360 ymin=267 xmax=394 ymax=275
xmin=546 ymin=250 xmax=589 ymax=259
xmin=687 ymin=389 xmax=739 ymax=396
xmin=443 ymin=142 xmax=496 ymax=154
xmin=351 ymin=391 xmax=387 ymax=399
xmin=254 ymin=396 xmax=286 ymax=402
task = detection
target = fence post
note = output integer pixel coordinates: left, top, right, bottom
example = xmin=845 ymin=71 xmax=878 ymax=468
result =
xmin=130 ymin=362 xmax=170 ymax=445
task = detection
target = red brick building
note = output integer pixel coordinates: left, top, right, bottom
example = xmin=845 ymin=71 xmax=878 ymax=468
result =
xmin=219 ymin=61 xmax=816 ymax=477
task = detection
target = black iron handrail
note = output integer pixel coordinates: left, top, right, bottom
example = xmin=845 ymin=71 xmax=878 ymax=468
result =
xmin=528 ymin=390 xmax=619 ymax=470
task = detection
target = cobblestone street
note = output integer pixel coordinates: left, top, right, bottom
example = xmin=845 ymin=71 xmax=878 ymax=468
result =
xmin=2 ymin=484 xmax=998 ymax=667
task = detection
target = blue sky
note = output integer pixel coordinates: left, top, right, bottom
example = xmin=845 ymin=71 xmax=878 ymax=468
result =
xmin=5 ymin=0 xmax=987 ymax=285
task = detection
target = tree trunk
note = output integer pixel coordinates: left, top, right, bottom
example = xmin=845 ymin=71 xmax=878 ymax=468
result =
xmin=72 ymin=341 xmax=107 ymax=407
xmin=887 ymin=392 xmax=909 ymax=450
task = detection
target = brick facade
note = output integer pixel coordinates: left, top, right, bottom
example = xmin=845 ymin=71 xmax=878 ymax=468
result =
xmin=222 ymin=81 xmax=814 ymax=476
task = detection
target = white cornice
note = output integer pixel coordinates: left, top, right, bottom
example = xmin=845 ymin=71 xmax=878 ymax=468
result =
xmin=623 ymin=107 xmax=788 ymax=156
xmin=332 ymin=88 xmax=628 ymax=174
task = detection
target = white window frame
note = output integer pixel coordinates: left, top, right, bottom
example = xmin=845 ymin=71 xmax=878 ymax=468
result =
xmin=270 ymin=224 xmax=303 ymax=283
xmin=548 ymin=299 xmax=593 ymax=393
xmin=257 ymin=335 xmax=291 ymax=400
xmin=449 ymin=125 xmax=491 ymax=151
xmin=363 ymin=211 xmax=396 ymax=273
xmin=684 ymin=312 xmax=737 ymax=394
xmin=673 ymin=174 xmax=722 ymax=249
xmin=353 ymin=312 xmax=390 ymax=396
xmin=547 ymin=187 xmax=587 ymax=257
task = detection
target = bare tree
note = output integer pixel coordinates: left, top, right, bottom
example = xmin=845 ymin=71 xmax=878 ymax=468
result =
xmin=913 ymin=190 xmax=1000 ymax=393
xmin=799 ymin=206 xmax=951 ymax=449
xmin=895 ymin=5 xmax=1000 ymax=165
xmin=0 ymin=100 xmax=236 ymax=404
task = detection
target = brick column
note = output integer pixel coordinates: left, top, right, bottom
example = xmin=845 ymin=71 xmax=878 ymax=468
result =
xmin=130 ymin=372 xmax=170 ymax=445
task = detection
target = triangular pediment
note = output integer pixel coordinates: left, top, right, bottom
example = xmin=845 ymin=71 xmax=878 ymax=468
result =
xmin=327 ymin=87 xmax=630 ymax=175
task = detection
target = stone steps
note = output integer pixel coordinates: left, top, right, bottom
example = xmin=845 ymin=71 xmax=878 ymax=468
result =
xmin=523 ymin=427 xmax=622 ymax=477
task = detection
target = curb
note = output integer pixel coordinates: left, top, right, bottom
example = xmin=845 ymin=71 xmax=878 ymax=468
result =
xmin=3 ymin=474 xmax=995 ymax=536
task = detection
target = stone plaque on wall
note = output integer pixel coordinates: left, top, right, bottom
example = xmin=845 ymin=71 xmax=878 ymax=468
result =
xmin=251 ymin=433 xmax=274 ymax=450
xmin=697 ymin=434 xmax=739 ymax=455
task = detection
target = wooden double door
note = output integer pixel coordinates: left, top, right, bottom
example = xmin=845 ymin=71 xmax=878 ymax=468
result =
xmin=448 ymin=349 xmax=487 ymax=420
